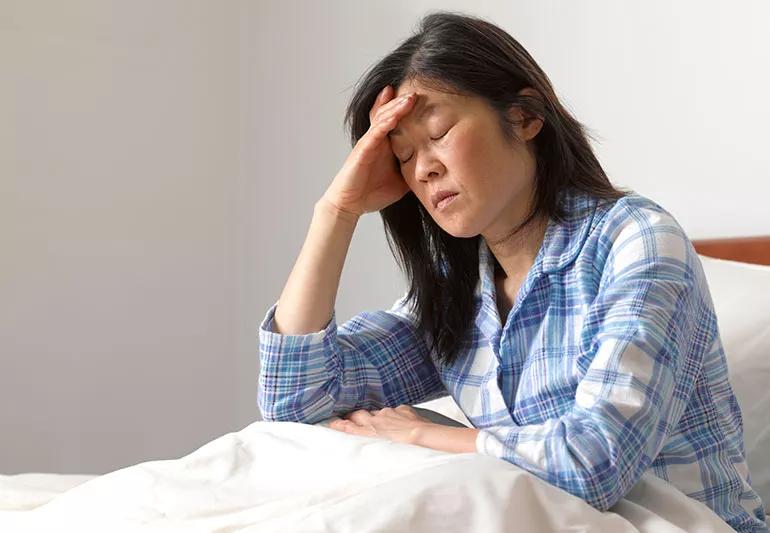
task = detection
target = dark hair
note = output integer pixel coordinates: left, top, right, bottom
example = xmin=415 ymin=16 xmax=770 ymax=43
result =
xmin=343 ymin=11 xmax=631 ymax=368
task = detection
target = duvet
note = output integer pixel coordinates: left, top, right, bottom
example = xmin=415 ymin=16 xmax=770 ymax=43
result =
xmin=0 ymin=416 xmax=735 ymax=533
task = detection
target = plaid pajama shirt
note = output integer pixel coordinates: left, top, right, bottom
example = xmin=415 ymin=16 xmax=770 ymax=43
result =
xmin=258 ymin=188 xmax=768 ymax=532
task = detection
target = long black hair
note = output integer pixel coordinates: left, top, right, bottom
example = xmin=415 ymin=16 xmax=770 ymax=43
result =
xmin=343 ymin=11 xmax=630 ymax=368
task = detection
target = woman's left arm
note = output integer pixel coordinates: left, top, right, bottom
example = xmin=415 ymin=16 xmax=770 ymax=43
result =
xmin=469 ymin=207 xmax=715 ymax=511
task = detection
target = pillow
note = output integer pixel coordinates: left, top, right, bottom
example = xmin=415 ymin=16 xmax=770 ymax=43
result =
xmin=697 ymin=254 xmax=770 ymax=508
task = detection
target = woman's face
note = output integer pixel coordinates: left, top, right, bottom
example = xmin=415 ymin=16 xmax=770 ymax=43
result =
xmin=388 ymin=80 xmax=543 ymax=242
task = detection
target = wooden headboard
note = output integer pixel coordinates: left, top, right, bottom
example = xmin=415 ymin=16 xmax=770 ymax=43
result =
xmin=692 ymin=235 xmax=770 ymax=266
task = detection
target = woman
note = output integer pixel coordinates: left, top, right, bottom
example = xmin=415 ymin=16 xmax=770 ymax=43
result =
xmin=257 ymin=11 xmax=767 ymax=532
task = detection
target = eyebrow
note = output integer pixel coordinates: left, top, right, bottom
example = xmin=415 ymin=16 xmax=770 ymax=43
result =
xmin=388 ymin=102 xmax=444 ymax=138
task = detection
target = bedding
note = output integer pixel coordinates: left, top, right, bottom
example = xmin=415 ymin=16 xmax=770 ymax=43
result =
xmin=0 ymin=419 xmax=735 ymax=532
xmin=0 ymin=254 xmax=766 ymax=532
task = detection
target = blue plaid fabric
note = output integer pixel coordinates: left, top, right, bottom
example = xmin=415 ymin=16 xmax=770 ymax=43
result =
xmin=258 ymin=189 xmax=768 ymax=532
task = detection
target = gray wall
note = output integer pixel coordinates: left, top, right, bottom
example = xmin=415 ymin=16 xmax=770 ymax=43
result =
xmin=2 ymin=1 xmax=244 ymax=474
xmin=2 ymin=0 xmax=768 ymax=474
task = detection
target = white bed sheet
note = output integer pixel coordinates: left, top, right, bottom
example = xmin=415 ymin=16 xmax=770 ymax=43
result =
xmin=0 ymin=418 xmax=734 ymax=532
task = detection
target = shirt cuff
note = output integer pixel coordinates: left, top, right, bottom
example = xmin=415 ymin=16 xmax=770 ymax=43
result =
xmin=258 ymin=299 xmax=337 ymax=347
xmin=475 ymin=426 xmax=521 ymax=462
xmin=476 ymin=428 xmax=492 ymax=455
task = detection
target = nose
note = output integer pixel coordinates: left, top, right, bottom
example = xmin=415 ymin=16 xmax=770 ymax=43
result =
xmin=418 ymin=170 xmax=440 ymax=183
xmin=416 ymin=156 xmax=444 ymax=184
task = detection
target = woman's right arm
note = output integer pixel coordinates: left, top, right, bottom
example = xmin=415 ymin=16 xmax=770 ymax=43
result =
xmin=273 ymin=84 xmax=416 ymax=335
xmin=258 ymin=86 xmax=449 ymax=423
xmin=269 ymin=197 xmax=360 ymax=336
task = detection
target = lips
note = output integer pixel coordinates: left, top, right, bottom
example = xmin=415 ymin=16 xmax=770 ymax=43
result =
xmin=430 ymin=189 xmax=459 ymax=209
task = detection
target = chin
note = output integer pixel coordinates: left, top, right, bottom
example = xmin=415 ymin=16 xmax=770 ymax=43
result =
xmin=437 ymin=218 xmax=477 ymax=239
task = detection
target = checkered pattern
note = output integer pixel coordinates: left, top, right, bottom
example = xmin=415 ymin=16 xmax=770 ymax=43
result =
xmin=258 ymin=189 xmax=767 ymax=532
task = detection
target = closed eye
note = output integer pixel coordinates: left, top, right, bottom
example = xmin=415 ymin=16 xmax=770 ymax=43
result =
xmin=398 ymin=129 xmax=450 ymax=165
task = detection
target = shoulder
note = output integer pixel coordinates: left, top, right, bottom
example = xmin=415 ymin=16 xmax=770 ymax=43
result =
xmin=595 ymin=193 xmax=679 ymax=239
xmin=593 ymin=193 xmax=695 ymax=270
xmin=578 ymin=193 xmax=712 ymax=304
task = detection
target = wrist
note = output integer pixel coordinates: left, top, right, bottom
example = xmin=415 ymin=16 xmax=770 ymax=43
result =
xmin=410 ymin=423 xmax=481 ymax=453
xmin=409 ymin=422 xmax=433 ymax=447
xmin=316 ymin=196 xmax=361 ymax=226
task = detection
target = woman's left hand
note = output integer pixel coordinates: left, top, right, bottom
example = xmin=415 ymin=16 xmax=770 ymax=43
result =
xmin=328 ymin=405 xmax=435 ymax=445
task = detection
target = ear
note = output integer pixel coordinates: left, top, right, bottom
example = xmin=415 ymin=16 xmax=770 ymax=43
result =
xmin=506 ymin=87 xmax=544 ymax=141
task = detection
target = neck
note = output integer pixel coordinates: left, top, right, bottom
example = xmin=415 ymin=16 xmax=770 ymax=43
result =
xmin=486 ymin=214 xmax=548 ymax=280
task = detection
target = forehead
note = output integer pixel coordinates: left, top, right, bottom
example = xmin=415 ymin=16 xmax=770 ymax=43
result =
xmin=387 ymin=99 xmax=449 ymax=138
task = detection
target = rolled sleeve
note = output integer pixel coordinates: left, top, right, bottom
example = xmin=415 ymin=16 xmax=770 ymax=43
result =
xmin=257 ymin=293 xmax=448 ymax=424
xmin=258 ymin=300 xmax=342 ymax=423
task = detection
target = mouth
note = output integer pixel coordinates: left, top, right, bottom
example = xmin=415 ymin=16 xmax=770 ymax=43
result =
xmin=434 ymin=193 xmax=459 ymax=211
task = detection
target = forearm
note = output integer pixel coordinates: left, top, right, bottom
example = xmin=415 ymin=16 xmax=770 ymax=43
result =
xmin=272 ymin=198 xmax=359 ymax=335
xmin=413 ymin=424 xmax=480 ymax=454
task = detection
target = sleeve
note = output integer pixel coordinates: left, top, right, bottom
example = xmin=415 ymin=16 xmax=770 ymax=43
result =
xmin=474 ymin=202 xmax=714 ymax=511
xmin=257 ymin=291 xmax=449 ymax=423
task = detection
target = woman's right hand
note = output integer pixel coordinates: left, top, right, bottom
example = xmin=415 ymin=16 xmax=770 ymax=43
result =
xmin=320 ymin=85 xmax=417 ymax=218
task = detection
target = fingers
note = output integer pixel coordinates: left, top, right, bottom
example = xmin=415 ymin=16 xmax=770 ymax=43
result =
xmin=369 ymin=87 xmax=416 ymax=126
xmin=341 ymin=406 xmax=397 ymax=423
xmin=357 ymin=93 xmax=415 ymax=157
xmin=380 ymin=93 xmax=416 ymax=123
xmin=344 ymin=409 xmax=376 ymax=426
xmin=372 ymin=84 xmax=391 ymax=112
xmin=368 ymin=85 xmax=391 ymax=121
xmin=350 ymin=86 xmax=417 ymax=165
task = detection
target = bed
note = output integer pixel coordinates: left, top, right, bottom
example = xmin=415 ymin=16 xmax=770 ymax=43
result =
xmin=1 ymin=236 xmax=768 ymax=532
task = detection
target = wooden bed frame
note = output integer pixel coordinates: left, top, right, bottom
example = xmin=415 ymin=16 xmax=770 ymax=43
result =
xmin=692 ymin=235 xmax=770 ymax=266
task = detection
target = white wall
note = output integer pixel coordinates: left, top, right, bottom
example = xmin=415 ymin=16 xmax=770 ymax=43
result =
xmin=2 ymin=0 xmax=768 ymax=474
xmin=1 ymin=1 xmax=246 ymax=474
xmin=501 ymin=0 xmax=770 ymax=238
